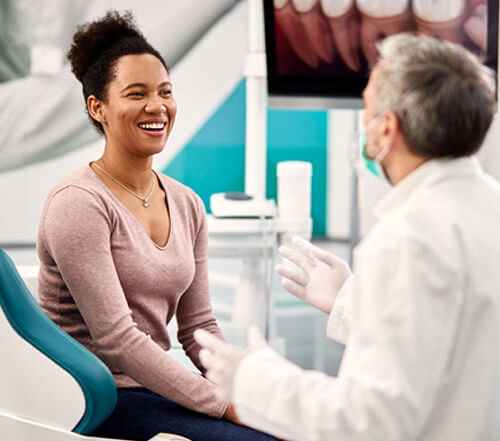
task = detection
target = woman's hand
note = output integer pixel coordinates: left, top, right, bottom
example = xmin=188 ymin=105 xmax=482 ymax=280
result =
xmin=223 ymin=403 xmax=244 ymax=426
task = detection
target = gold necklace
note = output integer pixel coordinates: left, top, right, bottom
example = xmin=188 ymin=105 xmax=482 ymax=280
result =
xmin=93 ymin=163 xmax=155 ymax=208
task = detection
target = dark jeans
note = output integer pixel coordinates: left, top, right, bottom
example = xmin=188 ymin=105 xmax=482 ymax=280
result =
xmin=90 ymin=387 xmax=277 ymax=441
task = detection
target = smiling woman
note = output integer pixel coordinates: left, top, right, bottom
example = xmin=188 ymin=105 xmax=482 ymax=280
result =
xmin=35 ymin=10 xmax=276 ymax=441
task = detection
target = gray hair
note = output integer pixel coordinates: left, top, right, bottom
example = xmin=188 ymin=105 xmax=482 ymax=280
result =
xmin=373 ymin=33 xmax=496 ymax=158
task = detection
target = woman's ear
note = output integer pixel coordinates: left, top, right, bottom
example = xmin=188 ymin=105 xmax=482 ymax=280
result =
xmin=87 ymin=95 xmax=105 ymax=124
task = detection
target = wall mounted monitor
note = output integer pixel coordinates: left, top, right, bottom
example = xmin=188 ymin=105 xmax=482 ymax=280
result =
xmin=264 ymin=0 xmax=498 ymax=109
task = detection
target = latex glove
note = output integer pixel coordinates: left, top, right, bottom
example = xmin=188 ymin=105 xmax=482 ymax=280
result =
xmin=275 ymin=236 xmax=351 ymax=314
xmin=195 ymin=325 xmax=268 ymax=402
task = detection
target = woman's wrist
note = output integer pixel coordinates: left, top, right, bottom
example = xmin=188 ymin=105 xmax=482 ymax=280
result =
xmin=223 ymin=403 xmax=244 ymax=426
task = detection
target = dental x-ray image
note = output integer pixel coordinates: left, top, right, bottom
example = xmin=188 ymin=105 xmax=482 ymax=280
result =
xmin=264 ymin=0 xmax=497 ymax=105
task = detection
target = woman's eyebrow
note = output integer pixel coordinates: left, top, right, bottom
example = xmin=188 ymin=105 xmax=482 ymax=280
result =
xmin=120 ymin=82 xmax=147 ymax=93
xmin=120 ymin=81 xmax=172 ymax=93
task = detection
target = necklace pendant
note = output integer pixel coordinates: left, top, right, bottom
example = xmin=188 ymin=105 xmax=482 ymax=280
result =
xmin=144 ymin=200 xmax=149 ymax=208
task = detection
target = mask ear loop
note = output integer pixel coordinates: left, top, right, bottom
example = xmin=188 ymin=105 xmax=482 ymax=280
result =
xmin=375 ymin=143 xmax=390 ymax=162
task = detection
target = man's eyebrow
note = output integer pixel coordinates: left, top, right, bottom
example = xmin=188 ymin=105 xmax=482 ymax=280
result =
xmin=120 ymin=81 xmax=172 ymax=93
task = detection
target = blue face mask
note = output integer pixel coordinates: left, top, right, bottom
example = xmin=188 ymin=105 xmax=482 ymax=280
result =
xmin=359 ymin=116 xmax=390 ymax=182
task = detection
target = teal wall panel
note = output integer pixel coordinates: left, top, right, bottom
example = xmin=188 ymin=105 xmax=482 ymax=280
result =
xmin=266 ymin=109 xmax=327 ymax=237
xmin=163 ymin=80 xmax=328 ymax=236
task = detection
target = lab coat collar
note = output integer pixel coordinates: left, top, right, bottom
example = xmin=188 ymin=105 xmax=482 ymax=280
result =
xmin=373 ymin=156 xmax=482 ymax=220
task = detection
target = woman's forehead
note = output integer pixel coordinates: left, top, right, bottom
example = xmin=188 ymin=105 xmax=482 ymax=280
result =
xmin=111 ymin=54 xmax=170 ymax=88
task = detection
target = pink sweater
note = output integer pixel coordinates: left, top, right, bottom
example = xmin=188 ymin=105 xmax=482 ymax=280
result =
xmin=37 ymin=165 xmax=227 ymax=418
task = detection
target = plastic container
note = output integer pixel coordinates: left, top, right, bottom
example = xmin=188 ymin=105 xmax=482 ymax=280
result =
xmin=277 ymin=161 xmax=312 ymax=220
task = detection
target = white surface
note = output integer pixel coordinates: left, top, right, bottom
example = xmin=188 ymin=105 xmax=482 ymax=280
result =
xmin=16 ymin=264 xmax=39 ymax=298
xmin=30 ymin=45 xmax=63 ymax=76
xmin=210 ymin=193 xmax=276 ymax=218
xmin=0 ymin=413 xmax=132 ymax=441
xmin=277 ymin=161 xmax=312 ymax=178
xmin=0 ymin=307 xmax=86 ymax=431
xmin=0 ymin=140 xmax=104 ymax=244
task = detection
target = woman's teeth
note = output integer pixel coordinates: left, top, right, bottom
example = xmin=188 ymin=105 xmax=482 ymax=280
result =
xmin=139 ymin=122 xmax=166 ymax=130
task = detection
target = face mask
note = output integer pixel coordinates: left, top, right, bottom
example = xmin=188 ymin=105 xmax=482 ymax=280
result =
xmin=359 ymin=116 xmax=390 ymax=183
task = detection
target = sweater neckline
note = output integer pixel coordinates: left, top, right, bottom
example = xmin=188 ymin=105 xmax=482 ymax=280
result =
xmin=86 ymin=163 xmax=173 ymax=250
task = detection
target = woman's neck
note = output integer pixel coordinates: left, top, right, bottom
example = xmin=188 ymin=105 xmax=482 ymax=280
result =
xmin=96 ymin=148 xmax=154 ymax=194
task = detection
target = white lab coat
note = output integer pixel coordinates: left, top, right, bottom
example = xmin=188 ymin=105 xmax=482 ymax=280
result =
xmin=232 ymin=157 xmax=500 ymax=441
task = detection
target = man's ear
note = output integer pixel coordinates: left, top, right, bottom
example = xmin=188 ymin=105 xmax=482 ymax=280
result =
xmin=87 ymin=95 xmax=105 ymax=124
xmin=381 ymin=111 xmax=400 ymax=148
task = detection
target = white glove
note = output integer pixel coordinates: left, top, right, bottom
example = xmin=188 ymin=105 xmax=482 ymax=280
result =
xmin=275 ymin=235 xmax=351 ymax=314
xmin=194 ymin=325 xmax=268 ymax=402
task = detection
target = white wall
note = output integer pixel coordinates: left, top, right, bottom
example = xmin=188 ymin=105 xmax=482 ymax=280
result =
xmin=0 ymin=140 xmax=103 ymax=245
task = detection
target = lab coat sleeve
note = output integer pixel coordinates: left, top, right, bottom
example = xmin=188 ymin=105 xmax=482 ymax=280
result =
xmin=326 ymin=275 xmax=354 ymax=344
xmin=232 ymin=233 xmax=462 ymax=441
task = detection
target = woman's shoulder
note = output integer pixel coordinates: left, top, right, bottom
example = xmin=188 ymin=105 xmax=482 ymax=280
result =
xmin=39 ymin=166 xmax=115 ymax=241
xmin=48 ymin=165 xmax=105 ymax=198
xmin=44 ymin=165 xmax=113 ymax=215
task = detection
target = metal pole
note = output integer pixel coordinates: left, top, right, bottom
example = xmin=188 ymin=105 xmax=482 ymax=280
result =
xmin=245 ymin=0 xmax=267 ymax=199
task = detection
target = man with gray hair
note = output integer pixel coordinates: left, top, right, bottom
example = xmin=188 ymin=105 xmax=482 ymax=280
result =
xmin=195 ymin=34 xmax=500 ymax=441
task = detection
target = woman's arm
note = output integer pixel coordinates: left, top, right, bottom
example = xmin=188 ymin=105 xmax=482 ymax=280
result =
xmin=40 ymin=186 xmax=227 ymax=417
xmin=175 ymin=194 xmax=225 ymax=373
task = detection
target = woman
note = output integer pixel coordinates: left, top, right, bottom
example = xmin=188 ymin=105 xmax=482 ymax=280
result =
xmin=37 ymin=10 xmax=276 ymax=441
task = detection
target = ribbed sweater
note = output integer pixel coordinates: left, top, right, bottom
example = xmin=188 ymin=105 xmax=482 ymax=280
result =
xmin=37 ymin=165 xmax=227 ymax=418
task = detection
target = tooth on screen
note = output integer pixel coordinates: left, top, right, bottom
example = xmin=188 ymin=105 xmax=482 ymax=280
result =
xmin=356 ymin=0 xmax=409 ymax=18
xmin=275 ymin=1 xmax=321 ymax=68
xmin=412 ymin=0 xmax=466 ymax=23
xmin=274 ymin=0 xmax=289 ymax=9
xmin=291 ymin=0 xmax=318 ymax=14
xmin=320 ymin=0 xmax=353 ymax=18
xmin=296 ymin=0 xmax=335 ymax=63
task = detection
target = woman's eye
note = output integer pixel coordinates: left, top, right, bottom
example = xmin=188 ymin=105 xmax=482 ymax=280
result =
xmin=160 ymin=90 xmax=172 ymax=97
xmin=128 ymin=91 xmax=144 ymax=97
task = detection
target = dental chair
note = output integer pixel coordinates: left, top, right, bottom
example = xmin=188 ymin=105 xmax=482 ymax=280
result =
xmin=0 ymin=249 xmax=190 ymax=441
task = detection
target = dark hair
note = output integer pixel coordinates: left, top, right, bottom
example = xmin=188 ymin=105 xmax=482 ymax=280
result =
xmin=67 ymin=10 xmax=168 ymax=134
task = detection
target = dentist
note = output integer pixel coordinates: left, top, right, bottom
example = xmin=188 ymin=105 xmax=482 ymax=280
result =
xmin=196 ymin=33 xmax=500 ymax=441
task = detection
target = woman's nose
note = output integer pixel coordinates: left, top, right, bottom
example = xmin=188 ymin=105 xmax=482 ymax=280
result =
xmin=145 ymin=99 xmax=166 ymax=113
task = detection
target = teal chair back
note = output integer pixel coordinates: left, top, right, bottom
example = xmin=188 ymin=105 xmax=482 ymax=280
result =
xmin=0 ymin=249 xmax=117 ymax=434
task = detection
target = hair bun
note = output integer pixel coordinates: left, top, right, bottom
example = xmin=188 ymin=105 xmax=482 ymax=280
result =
xmin=67 ymin=10 xmax=144 ymax=82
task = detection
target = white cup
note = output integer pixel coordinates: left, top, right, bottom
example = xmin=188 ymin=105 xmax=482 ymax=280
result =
xmin=277 ymin=161 xmax=312 ymax=220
